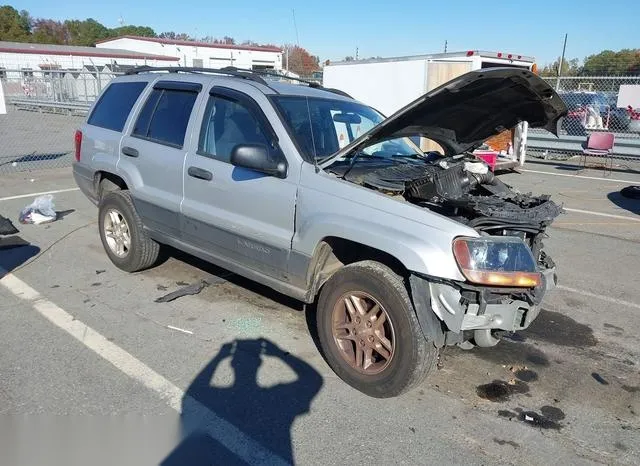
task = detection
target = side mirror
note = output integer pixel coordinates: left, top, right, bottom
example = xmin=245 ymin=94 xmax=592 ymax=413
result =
xmin=230 ymin=144 xmax=287 ymax=178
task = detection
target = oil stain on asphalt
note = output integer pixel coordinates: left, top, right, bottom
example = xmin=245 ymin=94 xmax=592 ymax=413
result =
xmin=514 ymin=369 xmax=538 ymax=382
xmin=621 ymin=385 xmax=639 ymax=393
xmin=476 ymin=380 xmax=530 ymax=402
xmin=493 ymin=438 xmax=520 ymax=448
xmin=522 ymin=310 xmax=598 ymax=348
xmin=473 ymin=340 xmax=550 ymax=367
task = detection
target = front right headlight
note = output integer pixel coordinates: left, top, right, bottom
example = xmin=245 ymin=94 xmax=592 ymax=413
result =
xmin=452 ymin=236 xmax=541 ymax=288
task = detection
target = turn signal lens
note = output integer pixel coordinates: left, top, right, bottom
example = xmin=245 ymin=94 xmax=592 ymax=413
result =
xmin=453 ymin=237 xmax=541 ymax=288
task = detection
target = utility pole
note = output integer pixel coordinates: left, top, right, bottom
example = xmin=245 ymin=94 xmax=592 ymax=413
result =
xmin=285 ymin=46 xmax=289 ymax=72
xmin=444 ymin=40 xmax=447 ymax=53
xmin=556 ymin=33 xmax=568 ymax=91
xmin=355 ymin=47 xmax=359 ymax=60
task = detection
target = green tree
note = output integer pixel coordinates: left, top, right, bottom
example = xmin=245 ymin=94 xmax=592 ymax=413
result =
xmin=159 ymin=31 xmax=193 ymax=40
xmin=65 ymin=18 xmax=109 ymax=46
xmin=539 ymin=57 xmax=580 ymax=77
xmin=582 ymin=49 xmax=640 ymax=75
xmin=109 ymin=25 xmax=156 ymax=38
xmin=0 ymin=5 xmax=31 ymax=41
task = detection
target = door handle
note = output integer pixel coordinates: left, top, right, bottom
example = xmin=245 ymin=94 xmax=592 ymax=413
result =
xmin=188 ymin=166 xmax=213 ymax=181
xmin=121 ymin=146 xmax=139 ymax=157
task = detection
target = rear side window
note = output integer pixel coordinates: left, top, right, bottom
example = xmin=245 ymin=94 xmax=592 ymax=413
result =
xmin=88 ymin=82 xmax=147 ymax=132
xmin=132 ymin=87 xmax=199 ymax=148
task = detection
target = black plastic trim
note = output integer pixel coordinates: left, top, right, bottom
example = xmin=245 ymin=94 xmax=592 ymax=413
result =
xmin=153 ymin=81 xmax=202 ymax=92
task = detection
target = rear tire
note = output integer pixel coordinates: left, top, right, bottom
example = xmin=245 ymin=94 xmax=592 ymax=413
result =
xmin=316 ymin=260 xmax=438 ymax=398
xmin=98 ymin=191 xmax=159 ymax=272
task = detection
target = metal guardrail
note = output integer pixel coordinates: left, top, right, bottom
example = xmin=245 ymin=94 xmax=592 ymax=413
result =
xmin=528 ymin=132 xmax=640 ymax=159
xmin=8 ymin=97 xmax=91 ymax=115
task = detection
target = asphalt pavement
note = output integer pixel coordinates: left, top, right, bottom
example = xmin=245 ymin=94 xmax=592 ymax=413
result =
xmin=0 ymin=160 xmax=639 ymax=466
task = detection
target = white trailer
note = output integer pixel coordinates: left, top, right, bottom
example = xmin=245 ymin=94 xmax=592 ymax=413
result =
xmin=323 ymin=51 xmax=537 ymax=169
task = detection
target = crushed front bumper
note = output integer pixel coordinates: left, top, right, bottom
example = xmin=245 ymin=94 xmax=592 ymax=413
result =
xmin=409 ymin=267 xmax=557 ymax=347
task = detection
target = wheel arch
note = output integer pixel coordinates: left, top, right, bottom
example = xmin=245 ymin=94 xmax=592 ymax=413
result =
xmin=304 ymin=236 xmax=409 ymax=302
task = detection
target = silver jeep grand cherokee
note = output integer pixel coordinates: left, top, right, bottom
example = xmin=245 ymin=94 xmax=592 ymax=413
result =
xmin=73 ymin=66 xmax=567 ymax=398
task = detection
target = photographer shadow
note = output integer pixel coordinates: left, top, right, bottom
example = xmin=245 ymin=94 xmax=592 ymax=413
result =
xmin=162 ymin=338 xmax=323 ymax=466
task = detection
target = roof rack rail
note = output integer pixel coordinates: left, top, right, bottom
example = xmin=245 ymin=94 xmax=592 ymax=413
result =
xmin=124 ymin=66 xmax=268 ymax=85
xmin=221 ymin=66 xmax=322 ymax=88
xmin=125 ymin=66 xmax=353 ymax=99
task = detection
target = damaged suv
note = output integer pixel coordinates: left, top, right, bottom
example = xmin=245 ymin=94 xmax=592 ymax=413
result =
xmin=73 ymin=66 xmax=567 ymax=398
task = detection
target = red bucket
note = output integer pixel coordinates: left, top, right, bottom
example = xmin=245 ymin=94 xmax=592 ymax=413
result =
xmin=473 ymin=151 xmax=498 ymax=171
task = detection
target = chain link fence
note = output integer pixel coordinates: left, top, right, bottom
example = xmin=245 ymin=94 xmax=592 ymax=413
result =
xmin=0 ymin=69 xmax=123 ymax=174
xmin=527 ymin=75 xmax=640 ymax=162
xmin=2 ymin=68 xmax=640 ymax=174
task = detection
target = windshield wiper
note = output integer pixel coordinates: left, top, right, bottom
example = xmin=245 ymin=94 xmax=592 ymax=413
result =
xmin=340 ymin=151 xmax=368 ymax=179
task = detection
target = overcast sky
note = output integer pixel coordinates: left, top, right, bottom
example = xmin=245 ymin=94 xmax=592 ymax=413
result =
xmin=16 ymin=0 xmax=639 ymax=65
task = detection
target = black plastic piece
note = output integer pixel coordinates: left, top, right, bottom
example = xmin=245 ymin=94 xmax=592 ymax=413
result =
xmin=153 ymin=81 xmax=203 ymax=92
xmin=230 ymin=144 xmax=287 ymax=178
xmin=0 ymin=215 xmax=19 ymax=235
xmin=125 ymin=66 xmax=268 ymax=86
xmin=408 ymin=275 xmax=446 ymax=348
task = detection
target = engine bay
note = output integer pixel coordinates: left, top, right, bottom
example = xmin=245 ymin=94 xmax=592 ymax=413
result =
xmin=327 ymin=153 xmax=563 ymax=267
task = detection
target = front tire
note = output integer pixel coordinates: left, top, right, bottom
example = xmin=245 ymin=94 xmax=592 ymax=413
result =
xmin=316 ymin=260 xmax=438 ymax=398
xmin=98 ymin=191 xmax=159 ymax=272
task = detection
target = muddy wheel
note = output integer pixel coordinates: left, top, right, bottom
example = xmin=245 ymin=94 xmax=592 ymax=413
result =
xmin=316 ymin=260 xmax=438 ymax=398
xmin=98 ymin=190 xmax=159 ymax=272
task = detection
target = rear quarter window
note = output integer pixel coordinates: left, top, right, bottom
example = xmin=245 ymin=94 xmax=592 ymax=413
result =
xmin=88 ymin=81 xmax=148 ymax=132
xmin=132 ymin=88 xmax=199 ymax=148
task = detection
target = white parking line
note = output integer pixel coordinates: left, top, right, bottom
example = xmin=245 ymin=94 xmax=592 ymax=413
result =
xmin=0 ymin=273 xmax=288 ymax=466
xmin=563 ymin=207 xmax=640 ymax=222
xmin=0 ymin=187 xmax=79 ymax=202
xmin=521 ymin=169 xmax=636 ymax=184
xmin=557 ymin=285 xmax=640 ymax=310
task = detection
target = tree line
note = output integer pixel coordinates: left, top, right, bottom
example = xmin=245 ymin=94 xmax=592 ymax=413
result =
xmin=0 ymin=5 xmax=320 ymax=75
xmin=539 ymin=49 xmax=640 ymax=77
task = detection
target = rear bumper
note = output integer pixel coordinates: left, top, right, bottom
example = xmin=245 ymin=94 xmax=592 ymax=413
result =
xmin=72 ymin=162 xmax=98 ymax=206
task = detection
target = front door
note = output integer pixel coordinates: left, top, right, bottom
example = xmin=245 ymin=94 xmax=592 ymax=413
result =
xmin=181 ymin=87 xmax=297 ymax=280
xmin=119 ymin=80 xmax=203 ymax=238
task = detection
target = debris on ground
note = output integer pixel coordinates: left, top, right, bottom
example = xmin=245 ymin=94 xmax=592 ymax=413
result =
xmin=620 ymin=186 xmax=640 ymax=199
xmin=591 ymin=372 xmax=610 ymax=385
xmin=19 ymin=194 xmax=57 ymax=225
xmin=155 ymin=280 xmax=209 ymax=303
xmin=95 ymin=269 xmax=106 ymax=275
xmin=0 ymin=215 xmax=19 ymax=235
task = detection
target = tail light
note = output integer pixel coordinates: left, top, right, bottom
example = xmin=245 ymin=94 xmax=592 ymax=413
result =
xmin=74 ymin=130 xmax=82 ymax=161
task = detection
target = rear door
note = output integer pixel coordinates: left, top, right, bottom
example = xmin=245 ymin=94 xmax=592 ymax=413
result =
xmin=181 ymin=86 xmax=297 ymax=280
xmin=118 ymin=80 xmax=202 ymax=238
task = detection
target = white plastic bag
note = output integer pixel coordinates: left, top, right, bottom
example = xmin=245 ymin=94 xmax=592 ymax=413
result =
xmin=19 ymin=194 xmax=57 ymax=225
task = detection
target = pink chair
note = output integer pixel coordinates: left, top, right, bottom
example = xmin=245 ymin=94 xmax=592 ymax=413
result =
xmin=580 ymin=132 xmax=615 ymax=176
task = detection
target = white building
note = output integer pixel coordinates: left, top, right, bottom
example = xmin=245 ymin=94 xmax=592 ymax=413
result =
xmin=96 ymin=36 xmax=283 ymax=70
xmin=0 ymin=41 xmax=179 ymax=75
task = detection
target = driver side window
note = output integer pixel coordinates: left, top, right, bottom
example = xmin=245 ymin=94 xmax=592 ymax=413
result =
xmin=198 ymin=95 xmax=271 ymax=163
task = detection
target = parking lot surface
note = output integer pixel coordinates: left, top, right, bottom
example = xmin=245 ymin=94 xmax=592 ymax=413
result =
xmin=1 ymin=159 xmax=639 ymax=465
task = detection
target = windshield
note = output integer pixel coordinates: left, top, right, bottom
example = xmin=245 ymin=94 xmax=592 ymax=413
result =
xmin=272 ymin=96 xmax=420 ymax=160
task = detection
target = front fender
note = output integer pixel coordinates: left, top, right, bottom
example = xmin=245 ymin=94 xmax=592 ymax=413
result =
xmin=293 ymin=165 xmax=475 ymax=281
xmin=294 ymin=211 xmax=464 ymax=280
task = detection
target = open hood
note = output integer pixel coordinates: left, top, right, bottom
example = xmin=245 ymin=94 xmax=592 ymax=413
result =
xmin=320 ymin=68 xmax=567 ymax=166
